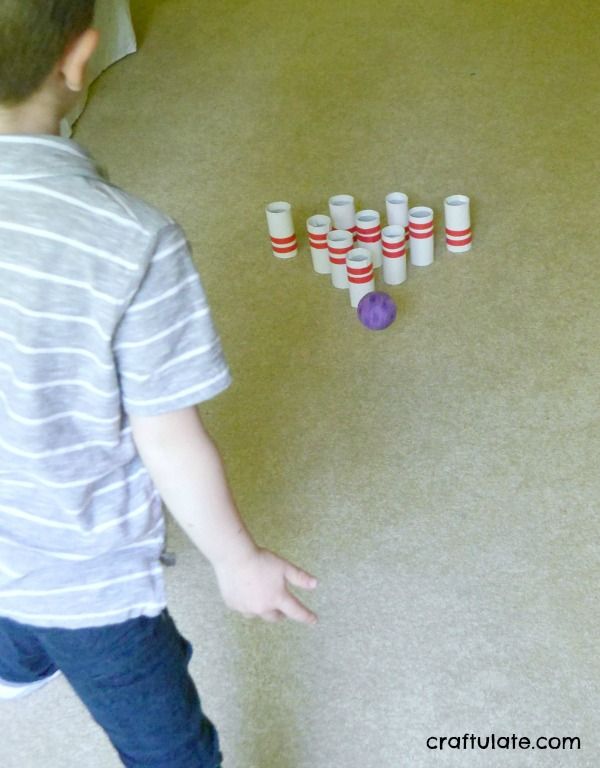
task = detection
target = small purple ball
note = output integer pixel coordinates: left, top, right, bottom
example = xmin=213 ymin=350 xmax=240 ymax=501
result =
xmin=357 ymin=291 xmax=397 ymax=331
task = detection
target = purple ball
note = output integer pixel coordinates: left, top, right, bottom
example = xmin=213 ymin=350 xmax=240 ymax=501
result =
xmin=357 ymin=291 xmax=397 ymax=330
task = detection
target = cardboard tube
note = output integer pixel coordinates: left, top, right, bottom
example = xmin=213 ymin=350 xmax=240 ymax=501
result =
xmin=385 ymin=192 xmax=409 ymax=247
xmin=266 ymin=201 xmax=297 ymax=259
xmin=382 ymin=224 xmax=407 ymax=285
xmin=327 ymin=229 xmax=353 ymax=289
xmin=307 ymin=214 xmax=332 ymax=273
xmin=347 ymin=247 xmax=375 ymax=308
xmin=409 ymin=206 xmax=434 ymax=267
xmin=328 ymin=194 xmax=357 ymax=239
xmin=356 ymin=209 xmax=383 ymax=268
xmin=444 ymin=195 xmax=472 ymax=253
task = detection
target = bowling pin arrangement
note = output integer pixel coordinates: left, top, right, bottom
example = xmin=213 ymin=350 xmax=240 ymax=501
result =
xmin=265 ymin=192 xmax=472 ymax=309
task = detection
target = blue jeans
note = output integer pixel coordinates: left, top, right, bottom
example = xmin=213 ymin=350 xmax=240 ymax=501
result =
xmin=0 ymin=610 xmax=222 ymax=767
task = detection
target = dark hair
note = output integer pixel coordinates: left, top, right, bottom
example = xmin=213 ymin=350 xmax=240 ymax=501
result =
xmin=0 ymin=0 xmax=96 ymax=105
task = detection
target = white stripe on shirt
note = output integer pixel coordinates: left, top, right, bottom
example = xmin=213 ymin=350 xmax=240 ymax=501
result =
xmin=0 ymin=330 xmax=114 ymax=370
xmin=0 ymin=434 xmax=122 ymax=460
xmin=0 ymin=260 xmax=125 ymax=306
xmin=0 ymin=362 xmax=117 ymax=397
xmin=0 ymin=180 xmax=148 ymax=231
xmin=124 ymin=369 xmax=231 ymax=407
xmin=0 ymin=494 xmax=157 ymax=533
xmin=152 ymin=236 xmax=189 ymax=263
xmin=127 ymin=274 xmax=200 ymax=313
xmin=0 ymin=390 xmax=119 ymax=427
xmin=0 ymin=602 xmax=166 ymax=625
xmin=120 ymin=342 xmax=220 ymax=382
xmin=0 ymin=297 xmax=113 ymax=341
xmin=0 ymin=222 xmax=141 ymax=271
xmin=114 ymin=309 xmax=211 ymax=350
xmin=0 ymin=568 xmax=163 ymax=598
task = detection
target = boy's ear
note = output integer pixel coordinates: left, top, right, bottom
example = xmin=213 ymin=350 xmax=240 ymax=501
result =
xmin=60 ymin=28 xmax=100 ymax=93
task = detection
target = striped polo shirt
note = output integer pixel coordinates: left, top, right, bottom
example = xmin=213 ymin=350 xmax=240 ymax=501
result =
xmin=0 ymin=135 xmax=231 ymax=629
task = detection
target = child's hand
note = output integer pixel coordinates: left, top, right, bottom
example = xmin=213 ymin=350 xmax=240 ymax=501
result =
xmin=213 ymin=547 xmax=318 ymax=625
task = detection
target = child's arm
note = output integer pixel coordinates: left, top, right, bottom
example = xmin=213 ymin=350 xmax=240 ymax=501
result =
xmin=129 ymin=406 xmax=318 ymax=625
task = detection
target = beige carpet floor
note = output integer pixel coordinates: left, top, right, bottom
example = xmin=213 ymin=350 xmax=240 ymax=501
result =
xmin=2 ymin=0 xmax=600 ymax=766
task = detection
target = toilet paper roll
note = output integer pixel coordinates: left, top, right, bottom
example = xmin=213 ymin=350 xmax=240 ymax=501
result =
xmin=266 ymin=201 xmax=297 ymax=259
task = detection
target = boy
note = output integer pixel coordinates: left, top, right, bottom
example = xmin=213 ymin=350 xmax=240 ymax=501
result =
xmin=0 ymin=2 xmax=318 ymax=766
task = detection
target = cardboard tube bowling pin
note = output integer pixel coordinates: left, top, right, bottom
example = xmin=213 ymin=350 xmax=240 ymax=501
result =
xmin=306 ymin=214 xmax=331 ymax=273
xmin=381 ymin=225 xmax=407 ymax=285
xmin=409 ymin=206 xmax=434 ymax=267
xmin=328 ymin=194 xmax=357 ymax=239
xmin=444 ymin=195 xmax=472 ymax=253
xmin=347 ymin=248 xmax=375 ymax=308
xmin=327 ymin=230 xmax=353 ymax=289
xmin=385 ymin=192 xmax=409 ymax=248
xmin=265 ymin=201 xmax=297 ymax=258
xmin=356 ymin=210 xmax=383 ymax=268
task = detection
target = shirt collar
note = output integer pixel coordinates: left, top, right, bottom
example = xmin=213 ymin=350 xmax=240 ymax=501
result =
xmin=0 ymin=134 xmax=101 ymax=181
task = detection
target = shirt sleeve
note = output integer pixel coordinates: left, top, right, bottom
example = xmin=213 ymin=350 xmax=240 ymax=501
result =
xmin=113 ymin=223 xmax=232 ymax=416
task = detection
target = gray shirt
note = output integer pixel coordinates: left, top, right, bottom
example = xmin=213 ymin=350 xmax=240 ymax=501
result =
xmin=0 ymin=135 xmax=231 ymax=629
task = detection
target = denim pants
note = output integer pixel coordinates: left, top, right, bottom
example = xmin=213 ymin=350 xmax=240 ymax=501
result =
xmin=0 ymin=610 xmax=222 ymax=768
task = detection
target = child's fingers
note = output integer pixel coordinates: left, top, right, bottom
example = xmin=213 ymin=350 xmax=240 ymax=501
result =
xmin=284 ymin=562 xmax=318 ymax=591
xmin=279 ymin=593 xmax=318 ymax=626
